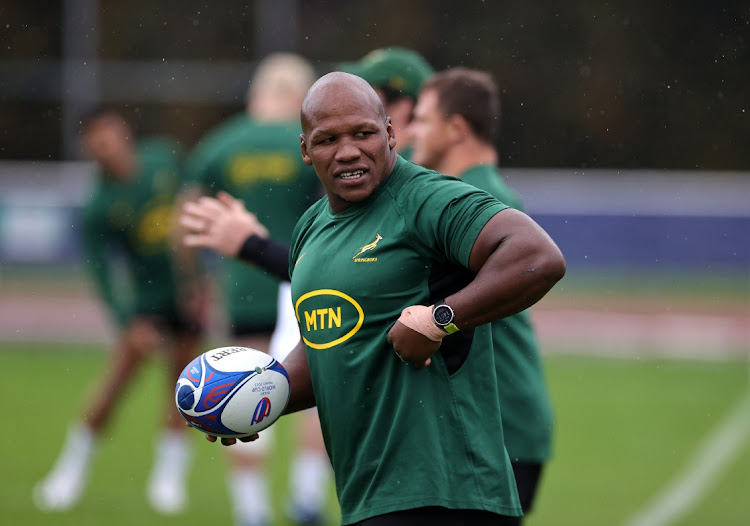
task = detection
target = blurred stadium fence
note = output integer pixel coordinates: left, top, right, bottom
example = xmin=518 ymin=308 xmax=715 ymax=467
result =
xmin=1 ymin=162 xmax=747 ymax=355
xmin=1 ymin=162 xmax=748 ymax=271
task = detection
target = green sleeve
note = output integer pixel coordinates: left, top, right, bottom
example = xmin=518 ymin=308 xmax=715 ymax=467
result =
xmin=398 ymin=173 xmax=508 ymax=268
xmin=184 ymin=137 xmax=219 ymax=190
xmin=172 ymin=142 xmax=191 ymax=193
xmin=166 ymin=139 xmax=187 ymax=190
xmin=462 ymin=170 xmax=524 ymax=211
xmin=81 ymin=210 xmax=130 ymax=327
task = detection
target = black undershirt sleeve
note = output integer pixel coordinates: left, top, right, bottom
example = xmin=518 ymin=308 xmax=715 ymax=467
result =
xmin=237 ymin=235 xmax=291 ymax=282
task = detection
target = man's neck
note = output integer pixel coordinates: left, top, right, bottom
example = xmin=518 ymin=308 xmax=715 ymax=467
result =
xmin=436 ymin=140 xmax=498 ymax=177
xmin=327 ymin=149 xmax=399 ymax=214
xmin=107 ymin=153 xmax=138 ymax=182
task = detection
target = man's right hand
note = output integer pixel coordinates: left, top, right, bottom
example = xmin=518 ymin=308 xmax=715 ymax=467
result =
xmin=182 ymin=420 xmax=260 ymax=445
xmin=205 ymin=433 xmax=260 ymax=446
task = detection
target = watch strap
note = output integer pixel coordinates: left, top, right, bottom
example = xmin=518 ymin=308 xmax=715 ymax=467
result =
xmin=442 ymin=321 xmax=460 ymax=335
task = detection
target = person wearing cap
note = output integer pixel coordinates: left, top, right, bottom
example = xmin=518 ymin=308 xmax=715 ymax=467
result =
xmin=180 ymin=53 xmax=331 ymax=526
xmin=409 ymin=67 xmax=554 ymax=523
xmin=34 ymin=108 xmax=204 ymax=515
xmin=339 ymin=47 xmax=433 ymax=159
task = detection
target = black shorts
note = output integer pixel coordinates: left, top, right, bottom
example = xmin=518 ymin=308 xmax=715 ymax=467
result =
xmin=230 ymin=322 xmax=276 ymax=338
xmin=511 ymin=461 xmax=544 ymax=513
xmin=229 ymin=331 xmax=273 ymax=355
xmin=133 ymin=308 xmax=203 ymax=337
xmin=352 ymin=506 xmax=520 ymax=526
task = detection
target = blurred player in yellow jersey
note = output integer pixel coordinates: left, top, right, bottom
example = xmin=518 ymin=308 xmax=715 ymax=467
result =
xmin=34 ymin=109 xmax=204 ymax=514
xmin=181 ymin=54 xmax=330 ymax=526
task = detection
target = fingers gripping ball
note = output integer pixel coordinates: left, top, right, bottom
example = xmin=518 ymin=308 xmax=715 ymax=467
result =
xmin=175 ymin=347 xmax=290 ymax=438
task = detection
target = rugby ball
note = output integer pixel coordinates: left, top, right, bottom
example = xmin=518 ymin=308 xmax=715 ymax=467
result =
xmin=175 ymin=346 xmax=290 ymax=438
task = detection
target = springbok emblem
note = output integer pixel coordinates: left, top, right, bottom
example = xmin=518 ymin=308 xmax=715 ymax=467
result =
xmin=353 ymin=233 xmax=383 ymax=259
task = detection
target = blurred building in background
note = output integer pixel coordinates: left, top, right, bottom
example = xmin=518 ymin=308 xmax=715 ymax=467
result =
xmin=1 ymin=0 xmax=748 ymax=352
xmin=2 ymin=0 xmax=748 ymax=169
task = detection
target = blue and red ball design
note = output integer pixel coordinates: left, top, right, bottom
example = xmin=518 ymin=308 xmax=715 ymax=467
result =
xmin=175 ymin=348 xmax=289 ymax=437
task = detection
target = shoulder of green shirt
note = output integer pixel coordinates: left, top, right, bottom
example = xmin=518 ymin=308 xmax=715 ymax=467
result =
xmin=459 ymin=164 xmax=524 ymax=211
xmin=138 ymin=136 xmax=185 ymax=159
xmin=386 ymin=156 xmax=493 ymax=206
xmin=185 ymin=113 xmax=250 ymax=159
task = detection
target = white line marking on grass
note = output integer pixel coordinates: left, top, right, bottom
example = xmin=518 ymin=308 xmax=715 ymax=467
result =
xmin=623 ymin=390 xmax=750 ymax=526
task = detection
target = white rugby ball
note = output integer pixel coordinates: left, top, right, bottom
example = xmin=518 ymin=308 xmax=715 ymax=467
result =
xmin=175 ymin=346 xmax=290 ymax=437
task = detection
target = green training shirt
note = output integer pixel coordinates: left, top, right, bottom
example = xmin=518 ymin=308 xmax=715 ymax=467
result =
xmin=185 ymin=114 xmax=319 ymax=332
xmin=461 ymin=164 xmax=554 ymax=464
xmin=289 ymin=157 xmax=522 ymax=524
xmin=397 ymin=144 xmax=414 ymax=161
xmin=82 ymin=138 xmax=184 ymax=327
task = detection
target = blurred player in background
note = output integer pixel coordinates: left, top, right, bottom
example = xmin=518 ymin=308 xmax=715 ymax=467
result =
xmin=34 ymin=108 xmax=203 ymax=514
xmin=339 ymin=47 xmax=433 ymax=158
xmin=409 ymin=67 xmax=555 ymax=521
xmin=181 ymin=53 xmax=330 ymax=526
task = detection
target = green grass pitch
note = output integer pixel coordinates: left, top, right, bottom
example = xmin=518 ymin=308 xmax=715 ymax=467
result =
xmin=526 ymin=354 xmax=750 ymax=526
xmin=2 ymin=343 xmax=748 ymax=525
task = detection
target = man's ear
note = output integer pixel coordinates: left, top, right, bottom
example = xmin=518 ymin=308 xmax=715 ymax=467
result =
xmin=300 ymin=134 xmax=312 ymax=165
xmin=448 ymin=114 xmax=472 ymax=142
xmin=386 ymin=117 xmax=398 ymax=150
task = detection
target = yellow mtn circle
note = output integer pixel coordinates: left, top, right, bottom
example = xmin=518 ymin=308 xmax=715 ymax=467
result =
xmin=294 ymin=289 xmax=364 ymax=350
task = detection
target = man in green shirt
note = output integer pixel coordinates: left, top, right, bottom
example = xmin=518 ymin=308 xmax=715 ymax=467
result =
xmin=339 ymin=47 xmax=433 ymax=158
xmin=183 ymin=53 xmax=320 ymax=340
xmin=182 ymin=53 xmax=330 ymax=526
xmin=198 ymin=72 xmax=566 ymax=525
xmin=409 ymin=67 xmax=555 ymax=521
xmin=34 ymin=108 xmax=203 ymax=514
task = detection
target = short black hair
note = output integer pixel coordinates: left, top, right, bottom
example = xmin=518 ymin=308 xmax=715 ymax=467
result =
xmin=421 ymin=68 xmax=501 ymax=144
xmin=78 ymin=105 xmax=131 ymax=134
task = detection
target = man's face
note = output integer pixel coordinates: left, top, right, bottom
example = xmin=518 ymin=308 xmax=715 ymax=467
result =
xmin=408 ymin=88 xmax=452 ymax=170
xmin=301 ymin=83 xmax=397 ymax=213
xmin=81 ymin=116 xmax=134 ymax=179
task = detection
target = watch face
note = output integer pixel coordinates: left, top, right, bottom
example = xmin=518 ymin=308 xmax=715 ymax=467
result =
xmin=433 ymin=304 xmax=454 ymax=326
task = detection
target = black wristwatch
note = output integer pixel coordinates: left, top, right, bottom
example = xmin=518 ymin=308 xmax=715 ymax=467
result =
xmin=432 ymin=300 xmax=460 ymax=335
